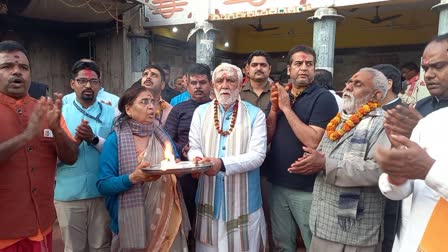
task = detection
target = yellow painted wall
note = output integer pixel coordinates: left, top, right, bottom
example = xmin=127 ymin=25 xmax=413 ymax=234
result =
xmin=151 ymin=4 xmax=439 ymax=53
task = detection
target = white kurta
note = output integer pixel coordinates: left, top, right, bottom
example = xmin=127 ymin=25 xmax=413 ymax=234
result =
xmin=379 ymin=107 xmax=448 ymax=252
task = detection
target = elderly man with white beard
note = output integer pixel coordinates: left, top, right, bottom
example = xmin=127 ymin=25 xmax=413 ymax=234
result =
xmin=188 ymin=63 xmax=267 ymax=251
xmin=289 ymin=68 xmax=391 ymax=252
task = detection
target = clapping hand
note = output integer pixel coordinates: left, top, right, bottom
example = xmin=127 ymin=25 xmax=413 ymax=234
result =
xmin=288 ymin=146 xmax=325 ymax=175
xmin=384 ymin=105 xmax=422 ymax=147
xmin=375 ymin=134 xmax=434 ymax=182
xmin=75 ymin=120 xmax=95 ymax=145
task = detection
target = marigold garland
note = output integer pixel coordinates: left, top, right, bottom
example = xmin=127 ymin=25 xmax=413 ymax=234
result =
xmin=290 ymin=87 xmax=306 ymax=106
xmin=214 ymin=99 xmax=238 ymax=136
xmin=326 ymin=101 xmax=381 ymax=141
xmin=155 ymin=100 xmax=167 ymax=117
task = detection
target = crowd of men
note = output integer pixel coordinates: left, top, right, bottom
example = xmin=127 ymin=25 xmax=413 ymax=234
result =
xmin=1 ymin=32 xmax=447 ymax=252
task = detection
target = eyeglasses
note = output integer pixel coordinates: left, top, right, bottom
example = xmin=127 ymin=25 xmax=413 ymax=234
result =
xmin=75 ymin=78 xmax=101 ymax=86
xmin=137 ymin=98 xmax=156 ymax=107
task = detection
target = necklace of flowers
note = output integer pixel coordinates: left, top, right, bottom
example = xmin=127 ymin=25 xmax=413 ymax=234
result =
xmin=214 ymin=99 xmax=238 ymax=136
xmin=290 ymin=86 xmax=306 ymax=106
xmin=155 ymin=100 xmax=167 ymax=117
xmin=326 ymin=101 xmax=381 ymax=141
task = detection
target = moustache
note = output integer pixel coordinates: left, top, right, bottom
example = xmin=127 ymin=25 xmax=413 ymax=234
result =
xmin=9 ymin=76 xmax=25 ymax=84
xmin=342 ymin=92 xmax=354 ymax=99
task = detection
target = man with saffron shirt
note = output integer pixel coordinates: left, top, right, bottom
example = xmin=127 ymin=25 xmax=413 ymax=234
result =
xmin=188 ymin=63 xmax=267 ymax=251
xmin=0 ymin=40 xmax=78 ymax=251
xmin=266 ymin=45 xmax=338 ymax=251
xmin=55 ymin=60 xmax=115 ymax=251
xmin=290 ymin=68 xmax=390 ymax=251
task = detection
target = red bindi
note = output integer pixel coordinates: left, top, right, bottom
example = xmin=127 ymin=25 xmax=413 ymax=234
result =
xmin=84 ymin=70 xmax=96 ymax=79
xmin=422 ymin=57 xmax=429 ymax=65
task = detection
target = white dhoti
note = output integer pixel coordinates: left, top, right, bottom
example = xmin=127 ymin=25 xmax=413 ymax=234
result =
xmin=196 ymin=208 xmax=266 ymax=252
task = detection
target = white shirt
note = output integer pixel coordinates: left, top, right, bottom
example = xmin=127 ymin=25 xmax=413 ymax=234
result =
xmin=379 ymin=107 xmax=448 ymax=252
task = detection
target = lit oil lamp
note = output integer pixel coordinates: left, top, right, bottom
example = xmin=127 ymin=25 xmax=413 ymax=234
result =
xmin=160 ymin=142 xmax=175 ymax=171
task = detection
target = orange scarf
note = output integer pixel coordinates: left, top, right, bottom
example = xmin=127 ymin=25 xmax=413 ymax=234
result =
xmin=417 ymin=198 xmax=448 ymax=252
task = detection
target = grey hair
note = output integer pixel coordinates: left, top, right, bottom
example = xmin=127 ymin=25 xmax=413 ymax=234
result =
xmin=359 ymin=67 xmax=388 ymax=100
xmin=212 ymin=63 xmax=243 ymax=84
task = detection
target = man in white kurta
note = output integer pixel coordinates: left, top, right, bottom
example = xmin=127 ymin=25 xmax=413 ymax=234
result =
xmin=188 ymin=63 xmax=267 ymax=252
xmin=376 ymin=106 xmax=448 ymax=252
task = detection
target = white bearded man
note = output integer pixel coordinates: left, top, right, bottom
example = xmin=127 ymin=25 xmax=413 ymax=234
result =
xmin=188 ymin=63 xmax=267 ymax=251
xmin=289 ymin=68 xmax=391 ymax=251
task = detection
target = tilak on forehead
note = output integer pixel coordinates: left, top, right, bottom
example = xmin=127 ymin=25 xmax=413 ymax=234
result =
xmin=83 ymin=69 xmax=97 ymax=79
xmin=218 ymin=69 xmax=236 ymax=77
xmin=300 ymin=54 xmax=309 ymax=61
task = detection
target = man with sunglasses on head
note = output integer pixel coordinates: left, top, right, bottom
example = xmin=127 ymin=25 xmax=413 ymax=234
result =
xmin=54 ymin=60 xmax=115 ymax=251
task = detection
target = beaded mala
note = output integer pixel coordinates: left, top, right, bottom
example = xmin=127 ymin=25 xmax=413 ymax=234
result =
xmin=214 ymin=99 xmax=238 ymax=136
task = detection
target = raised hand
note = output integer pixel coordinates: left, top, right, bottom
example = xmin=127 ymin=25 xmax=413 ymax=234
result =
xmin=375 ymin=134 xmax=434 ymax=181
xmin=270 ymin=82 xmax=280 ymax=113
xmin=75 ymin=119 xmax=95 ymax=144
xmin=276 ymin=83 xmax=291 ymax=112
xmin=384 ymin=104 xmax=422 ymax=147
xmin=47 ymin=93 xmax=63 ymax=132
xmin=24 ymin=97 xmax=47 ymax=141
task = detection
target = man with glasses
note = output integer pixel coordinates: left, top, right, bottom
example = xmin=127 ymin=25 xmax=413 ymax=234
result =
xmin=62 ymin=58 xmax=119 ymax=107
xmin=54 ymin=60 xmax=115 ymax=251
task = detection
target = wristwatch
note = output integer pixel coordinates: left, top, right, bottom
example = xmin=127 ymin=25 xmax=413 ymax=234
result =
xmin=90 ymin=136 xmax=99 ymax=146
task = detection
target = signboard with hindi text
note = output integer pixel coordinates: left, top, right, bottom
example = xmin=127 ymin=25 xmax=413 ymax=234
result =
xmin=142 ymin=0 xmax=200 ymax=26
xmin=141 ymin=0 xmax=389 ymax=26
xmin=209 ymin=0 xmax=389 ymax=21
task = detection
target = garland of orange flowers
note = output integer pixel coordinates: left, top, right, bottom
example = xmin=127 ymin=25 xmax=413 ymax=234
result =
xmin=326 ymin=101 xmax=381 ymax=141
xmin=214 ymin=99 xmax=238 ymax=136
xmin=155 ymin=100 xmax=167 ymax=117
xmin=290 ymin=86 xmax=306 ymax=106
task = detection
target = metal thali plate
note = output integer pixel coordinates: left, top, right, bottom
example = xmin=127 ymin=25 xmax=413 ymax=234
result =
xmin=141 ymin=161 xmax=212 ymax=175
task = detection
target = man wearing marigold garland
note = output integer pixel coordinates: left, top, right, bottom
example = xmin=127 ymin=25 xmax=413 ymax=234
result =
xmin=265 ymin=45 xmax=338 ymax=251
xmin=132 ymin=64 xmax=172 ymax=127
xmin=289 ymin=68 xmax=390 ymax=251
xmin=188 ymin=63 xmax=267 ymax=251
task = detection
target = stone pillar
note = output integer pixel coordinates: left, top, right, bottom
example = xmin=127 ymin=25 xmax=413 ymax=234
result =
xmin=195 ymin=21 xmax=216 ymax=69
xmin=123 ymin=5 xmax=152 ymax=89
xmin=432 ymin=0 xmax=448 ymax=35
xmin=129 ymin=34 xmax=151 ymax=75
xmin=307 ymin=8 xmax=344 ymax=74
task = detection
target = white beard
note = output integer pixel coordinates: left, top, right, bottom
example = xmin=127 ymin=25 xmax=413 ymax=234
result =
xmin=342 ymin=92 xmax=371 ymax=115
xmin=215 ymin=88 xmax=239 ymax=107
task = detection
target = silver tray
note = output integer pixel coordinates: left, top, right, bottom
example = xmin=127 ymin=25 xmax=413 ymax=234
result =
xmin=141 ymin=161 xmax=212 ymax=175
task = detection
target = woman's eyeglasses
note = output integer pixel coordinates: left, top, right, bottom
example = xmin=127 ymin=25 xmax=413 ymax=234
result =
xmin=137 ymin=98 xmax=156 ymax=106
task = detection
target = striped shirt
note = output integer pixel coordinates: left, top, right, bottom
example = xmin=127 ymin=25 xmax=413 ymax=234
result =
xmin=164 ymin=98 xmax=211 ymax=158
